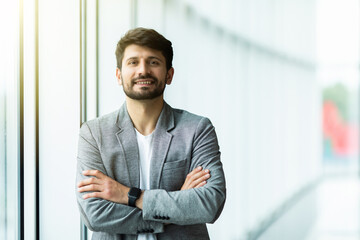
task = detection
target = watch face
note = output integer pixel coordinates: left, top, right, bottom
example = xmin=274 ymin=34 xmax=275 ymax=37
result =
xmin=128 ymin=187 xmax=141 ymax=207
xmin=129 ymin=187 xmax=141 ymax=198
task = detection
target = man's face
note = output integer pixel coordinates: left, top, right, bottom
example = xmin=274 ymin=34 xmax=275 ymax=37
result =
xmin=116 ymin=44 xmax=174 ymax=101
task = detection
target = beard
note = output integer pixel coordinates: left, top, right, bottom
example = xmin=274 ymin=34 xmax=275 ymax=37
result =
xmin=122 ymin=74 xmax=166 ymax=100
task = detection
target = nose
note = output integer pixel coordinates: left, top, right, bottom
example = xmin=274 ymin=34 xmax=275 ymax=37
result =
xmin=137 ymin=60 xmax=149 ymax=76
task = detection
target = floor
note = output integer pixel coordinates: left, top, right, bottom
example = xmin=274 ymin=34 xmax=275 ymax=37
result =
xmin=258 ymin=173 xmax=360 ymax=240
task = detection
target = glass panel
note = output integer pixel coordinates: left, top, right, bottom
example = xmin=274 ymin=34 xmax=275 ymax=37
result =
xmin=38 ymin=0 xmax=81 ymax=239
xmin=0 ymin=52 xmax=7 ymax=240
xmin=0 ymin=0 xmax=20 ymax=239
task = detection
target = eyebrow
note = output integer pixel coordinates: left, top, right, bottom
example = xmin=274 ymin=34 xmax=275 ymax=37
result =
xmin=148 ymin=56 xmax=163 ymax=62
xmin=125 ymin=57 xmax=138 ymax=62
xmin=125 ymin=56 xmax=163 ymax=62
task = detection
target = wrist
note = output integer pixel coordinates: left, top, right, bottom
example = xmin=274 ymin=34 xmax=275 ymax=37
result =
xmin=122 ymin=186 xmax=130 ymax=204
xmin=135 ymin=191 xmax=144 ymax=209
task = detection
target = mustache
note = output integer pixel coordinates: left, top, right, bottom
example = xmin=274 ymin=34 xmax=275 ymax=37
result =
xmin=132 ymin=74 xmax=158 ymax=82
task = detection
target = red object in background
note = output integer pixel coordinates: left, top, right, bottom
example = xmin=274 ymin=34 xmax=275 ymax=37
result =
xmin=323 ymin=101 xmax=358 ymax=157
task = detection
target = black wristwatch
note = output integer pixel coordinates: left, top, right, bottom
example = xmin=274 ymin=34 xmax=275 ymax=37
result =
xmin=128 ymin=187 xmax=142 ymax=207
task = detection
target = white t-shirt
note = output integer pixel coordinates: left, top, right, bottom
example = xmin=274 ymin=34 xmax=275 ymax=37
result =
xmin=135 ymin=129 xmax=157 ymax=240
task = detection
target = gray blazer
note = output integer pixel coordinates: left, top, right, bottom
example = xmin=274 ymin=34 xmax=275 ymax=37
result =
xmin=76 ymin=102 xmax=226 ymax=240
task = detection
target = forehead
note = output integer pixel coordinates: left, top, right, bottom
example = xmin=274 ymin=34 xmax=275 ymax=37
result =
xmin=122 ymin=44 xmax=165 ymax=61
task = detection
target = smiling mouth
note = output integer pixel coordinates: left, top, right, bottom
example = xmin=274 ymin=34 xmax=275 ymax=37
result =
xmin=134 ymin=77 xmax=156 ymax=85
xmin=135 ymin=81 xmax=153 ymax=85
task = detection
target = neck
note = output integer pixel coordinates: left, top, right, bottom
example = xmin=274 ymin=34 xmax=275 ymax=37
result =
xmin=126 ymin=96 xmax=164 ymax=136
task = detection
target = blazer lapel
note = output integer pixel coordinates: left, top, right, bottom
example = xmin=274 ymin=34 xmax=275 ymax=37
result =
xmin=115 ymin=103 xmax=140 ymax=188
xmin=150 ymin=102 xmax=175 ymax=189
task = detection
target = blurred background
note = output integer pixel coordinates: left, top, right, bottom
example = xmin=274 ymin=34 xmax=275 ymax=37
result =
xmin=0 ymin=0 xmax=359 ymax=239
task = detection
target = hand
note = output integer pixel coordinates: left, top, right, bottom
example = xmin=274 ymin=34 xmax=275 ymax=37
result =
xmin=77 ymin=170 xmax=130 ymax=204
xmin=181 ymin=166 xmax=210 ymax=190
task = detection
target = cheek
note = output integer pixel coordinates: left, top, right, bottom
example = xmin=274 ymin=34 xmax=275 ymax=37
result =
xmin=120 ymin=71 xmax=133 ymax=82
xmin=158 ymin=71 xmax=168 ymax=82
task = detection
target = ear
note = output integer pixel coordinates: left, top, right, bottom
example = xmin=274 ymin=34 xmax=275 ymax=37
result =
xmin=116 ymin=68 xmax=122 ymax=86
xmin=165 ymin=67 xmax=174 ymax=85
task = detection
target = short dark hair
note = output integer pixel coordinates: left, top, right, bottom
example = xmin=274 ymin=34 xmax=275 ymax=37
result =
xmin=115 ymin=28 xmax=173 ymax=71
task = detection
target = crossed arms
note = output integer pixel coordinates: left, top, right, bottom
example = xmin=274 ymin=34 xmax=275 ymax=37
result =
xmin=75 ymin=117 xmax=226 ymax=234
xmin=78 ymin=166 xmax=210 ymax=210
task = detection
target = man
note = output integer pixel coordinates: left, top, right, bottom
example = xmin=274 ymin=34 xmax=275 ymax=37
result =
xmin=76 ymin=28 xmax=226 ymax=240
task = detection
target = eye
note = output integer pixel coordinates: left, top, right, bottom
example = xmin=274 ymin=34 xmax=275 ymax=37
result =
xmin=150 ymin=60 xmax=159 ymax=65
xmin=128 ymin=60 xmax=137 ymax=65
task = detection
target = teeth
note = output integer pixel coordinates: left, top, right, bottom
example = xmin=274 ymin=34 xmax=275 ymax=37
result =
xmin=137 ymin=81 xmax=152 ymax=84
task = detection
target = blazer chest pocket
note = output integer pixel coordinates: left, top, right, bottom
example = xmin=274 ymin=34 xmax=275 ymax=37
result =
xmin=161 ymin=159 xmax=188 ymax=190
xmin=163 ymin=159 xmax=187 ymax=170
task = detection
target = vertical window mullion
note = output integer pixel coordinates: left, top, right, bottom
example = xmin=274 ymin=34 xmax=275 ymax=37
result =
xmin=35 ymin=0 xmax=40 ymax=238
xmin=95 ymin=0 xmax=99 ymax=118
xmin=18 ymin=0 xmax=25 ymax=239
xmin=80 ymin=0 xmax=88 ymax=239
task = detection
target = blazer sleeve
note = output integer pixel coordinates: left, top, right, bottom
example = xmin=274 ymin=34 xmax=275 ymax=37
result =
xmin=76 ymin=122 xmax=164 ymax=234
xmin=142 ymin=117 xmax=226 ymax=225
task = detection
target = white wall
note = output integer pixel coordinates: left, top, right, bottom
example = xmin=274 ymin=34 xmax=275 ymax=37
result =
xmin=98 ymin=0 xmax=132 ymax=115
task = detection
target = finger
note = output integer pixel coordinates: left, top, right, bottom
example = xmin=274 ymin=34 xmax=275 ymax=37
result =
xmin=78 ymin=184 xmax=102 ymax=193
xmin=194 ymin=180 xmax=207 ymax=188
xmin=181 ymin=167 xmax=208 ymax=190
xmin=182 ymin=167 xmax=203 ymax=190
xmin=77 ymin=177 xmax=101 ymax=188
xmin=189 ymin=169 xmax=209 ymax=183
xmin=188 ymin=172 xmax=210 ymax=188
xmin=193 ymin=168 xmax=210 ymax=178
xmin=186 ymin=166 xmax=202 ymax=178
xmin=82 ymin=170 xmax=105 ymax=178
xmin=82 ymin=191 xmax=102 ymax=200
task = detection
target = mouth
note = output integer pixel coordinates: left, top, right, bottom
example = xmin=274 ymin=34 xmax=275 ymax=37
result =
xmin=134 ymin=78 xmax=156 ymax=86
xmin=135 ymin=80 xmax=154 ymax=85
